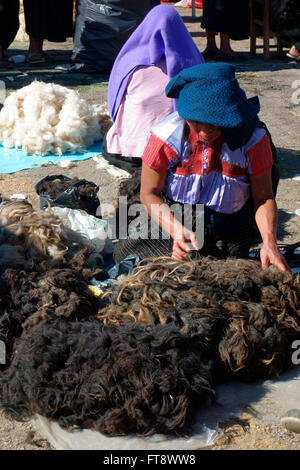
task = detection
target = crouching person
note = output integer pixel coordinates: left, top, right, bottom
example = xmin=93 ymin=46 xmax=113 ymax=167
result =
xmin=115 ymin=63 xmax=290 ymax=273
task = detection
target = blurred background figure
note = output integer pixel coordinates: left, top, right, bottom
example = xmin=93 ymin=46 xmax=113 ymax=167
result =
xmin=0 ymin=0 xmax=19 ymax=68
xmin=103 ymin=4 xmax=204 ymax=170
xmin=270 ymin=0 xmax=300 ymax=61
xmin=201 ymin=0 xmax=250 ymax=61
xmin=23 ymin=0 xmax=74 ymax=64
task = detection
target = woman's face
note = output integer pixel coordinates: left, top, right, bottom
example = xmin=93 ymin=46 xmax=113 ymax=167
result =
xmin=186 ymin=120 xmax=222 ymax=143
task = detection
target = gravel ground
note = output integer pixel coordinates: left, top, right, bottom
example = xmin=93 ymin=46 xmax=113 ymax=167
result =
xmin=0 ymin=3 xmax=299 ymax=451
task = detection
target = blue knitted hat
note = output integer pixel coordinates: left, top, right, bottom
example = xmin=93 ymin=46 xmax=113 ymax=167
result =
xmin=165 ymin=63 xmax=260 ymax=128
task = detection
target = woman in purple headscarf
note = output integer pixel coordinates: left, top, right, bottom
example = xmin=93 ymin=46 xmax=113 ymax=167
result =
xmin=102 ymin=5 xmax=204 ymax=170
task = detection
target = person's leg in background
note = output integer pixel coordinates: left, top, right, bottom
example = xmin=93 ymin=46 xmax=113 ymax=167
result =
xmin=202 ymin=30 xmax=219 ymax=59
xmin=27 ymin=36 xmax=46 ymax=63
xmin=23 ymin=0 xmax=73 ymax=64
xmin=0 ymin=0 xmax=19 ymax=68
xmin=0 ymin=43 xmax=7 ymax=67
xmin=201 ymin=0 xmax=242 ymax=60
xmin=220 ymin=33 xmax=239 ymax=58
xmin=201 ymin=0 xmax=220 ymax=59
xmin=23 ymin=0 xmax=48 ymax=63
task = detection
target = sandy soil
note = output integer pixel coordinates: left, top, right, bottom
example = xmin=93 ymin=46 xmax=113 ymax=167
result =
xmin=0 ymin=4 xmax=299 ymax=451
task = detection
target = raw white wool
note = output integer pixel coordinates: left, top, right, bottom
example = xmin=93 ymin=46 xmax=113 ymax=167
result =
xmin=0 ymin=81 xmax=103 ymax=156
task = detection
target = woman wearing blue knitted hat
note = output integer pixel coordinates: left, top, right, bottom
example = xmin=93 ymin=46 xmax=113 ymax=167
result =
xmin=115 ymin=63 xmax=290 ymax=273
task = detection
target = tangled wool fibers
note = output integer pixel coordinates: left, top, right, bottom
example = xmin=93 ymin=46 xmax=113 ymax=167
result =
xmin=0 ymin=81 xmax=102 ymax=156
xmin=0 ymin=319 xmax=216 ymax=436
xmin=0 ymin=198 xmax=70 ymax=263
xmin=100 ymin=256 xmax=300 ymax=380
xmin=0 ymin=196 xmax=103 ymax=267
xmin=0 ymin=196 xmax=106 ymax=365
xmin=37 ymin=177 xmax=97 ymax=201
xmin=0 ymin=260 xmax=105 ymax=365
xmin=118 ymin=167 xmax=141 ymax=208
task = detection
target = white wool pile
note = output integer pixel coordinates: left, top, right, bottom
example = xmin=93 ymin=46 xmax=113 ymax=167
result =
xmin=0 ymin=81 xmax=102 ymax=156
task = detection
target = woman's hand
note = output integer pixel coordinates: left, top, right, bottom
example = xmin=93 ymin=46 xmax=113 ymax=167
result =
xmin=141 ymin=165 xmax=200 ymax=261
xmin=172 ymin=226 xmax=199 ymax=260
xmin=250 ymin=169 xmax=291 ymax=273
xmin=260 ymin=236 xmax=291 ymax=273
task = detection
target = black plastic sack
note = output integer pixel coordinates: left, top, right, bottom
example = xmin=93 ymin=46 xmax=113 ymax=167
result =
xmin=35 ymin=175 xmax=101 ymax=217
xmin=71 ymin=0 xmax=159 ymax=73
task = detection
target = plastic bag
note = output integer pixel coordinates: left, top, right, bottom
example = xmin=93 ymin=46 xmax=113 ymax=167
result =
xmin=71 ymin=0 xmax=158 ymax=73
xmin=107 ymin=254 xmax=140 ymax=278
xmin=35 ymin=175 xmax=100 ymax=217
xmin=52 ymin=206 xmax=114 ymax=254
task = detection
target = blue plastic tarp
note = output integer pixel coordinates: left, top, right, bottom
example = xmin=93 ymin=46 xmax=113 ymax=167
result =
xmin=0 ymin=141 xmax=102 ymax=174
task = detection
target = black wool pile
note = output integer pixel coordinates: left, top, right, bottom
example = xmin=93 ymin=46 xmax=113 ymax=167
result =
xmin=0 ymin=319 xmax=216 ymax=436
xmin=0 ymin=196 xmax=106 ymax=366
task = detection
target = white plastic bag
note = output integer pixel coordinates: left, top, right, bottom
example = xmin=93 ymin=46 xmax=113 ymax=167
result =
xmin=52 ymin=207 xmax=113 ymax=254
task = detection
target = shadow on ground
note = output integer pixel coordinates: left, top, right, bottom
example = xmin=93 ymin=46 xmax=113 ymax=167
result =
xmin=277 ymin=208 xmax=294 ymax=240
xmin=277 ymin=147 xmax=300 ymax=178
xmin=0 ymin=48 xmax=110 ymax=91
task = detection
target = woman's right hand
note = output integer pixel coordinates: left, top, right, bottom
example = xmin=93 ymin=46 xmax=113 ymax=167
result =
xmin=172 ymin=226 xmax=199 ymax=260
xmin=140 ymin=165 xmax=199 ymax=260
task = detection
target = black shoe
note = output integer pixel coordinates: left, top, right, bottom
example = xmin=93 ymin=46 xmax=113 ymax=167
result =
xmin=202 ymin=48 xmax=219 ymax=60
xmin=217 ymin=51 xmax=246 ymax=62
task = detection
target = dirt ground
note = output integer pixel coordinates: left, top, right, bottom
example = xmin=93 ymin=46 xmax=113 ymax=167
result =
xmin=0 ymin=4 xmax=299 ymax=451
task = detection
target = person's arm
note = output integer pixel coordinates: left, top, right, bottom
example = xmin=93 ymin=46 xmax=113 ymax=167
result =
xmin=250 ymin=169 xmax=290 ymax=272
xmin=140 ymin=163 xmax=198 ymax=260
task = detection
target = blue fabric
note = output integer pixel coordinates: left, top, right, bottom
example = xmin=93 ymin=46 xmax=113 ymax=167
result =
xmin=221 ymin=113 xmax=260 ymax=151
xmin=165 ymin=63 xmax=260 ymax=132
xmin=0 ymin=142 xmax=102 ymax=174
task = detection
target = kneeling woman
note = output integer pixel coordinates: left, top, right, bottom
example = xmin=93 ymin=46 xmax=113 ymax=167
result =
xmin=116 ymin=63 xmax=289 ymax=272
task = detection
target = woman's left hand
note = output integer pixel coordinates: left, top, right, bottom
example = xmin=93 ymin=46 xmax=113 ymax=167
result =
xmin=260 ymin=240 xmax=291 ymax=273
xmin=250 ymin=169 xmax=291 ymax=274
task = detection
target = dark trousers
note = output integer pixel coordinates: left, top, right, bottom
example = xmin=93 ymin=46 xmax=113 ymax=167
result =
xmin=201 ymin=162 xmax=280 ymax=258
xmin=23 ymin=0 xmax=73 ymax=42
xmin=0 ymin=0 xmax=19 ymax=50
xmin=101 ymin=132 xmax=142 ymax=174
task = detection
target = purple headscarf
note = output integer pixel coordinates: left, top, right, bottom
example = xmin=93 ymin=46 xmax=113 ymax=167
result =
xmin=107 ymin=4 xmax=204 ymax=121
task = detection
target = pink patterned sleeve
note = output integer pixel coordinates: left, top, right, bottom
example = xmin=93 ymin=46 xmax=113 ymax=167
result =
xmin=142 ymin=133 xmax=178 ymax=173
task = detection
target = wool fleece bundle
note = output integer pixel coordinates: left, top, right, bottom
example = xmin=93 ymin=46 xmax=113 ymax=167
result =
xmin=100 ymin=256 xmax=300 ymax=381
xmin=0 ymin=319 xmax=216 ymax=436
xmin=0 ymin=195 xmax=107 ymax=366
xmin=0 ymin=82 xmax=102 ymax=156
